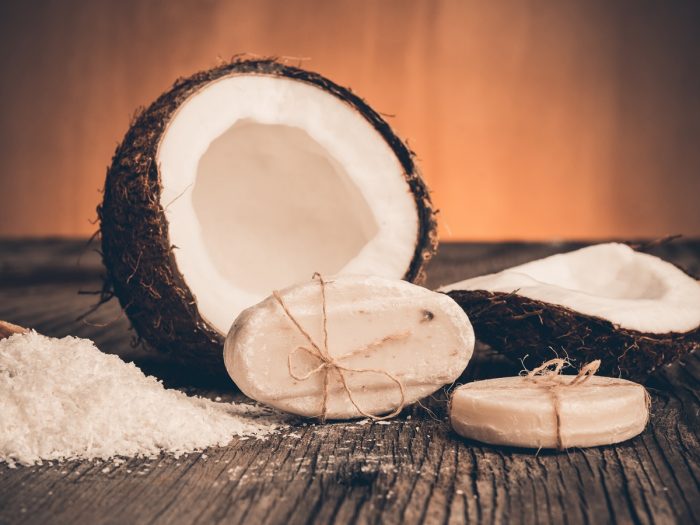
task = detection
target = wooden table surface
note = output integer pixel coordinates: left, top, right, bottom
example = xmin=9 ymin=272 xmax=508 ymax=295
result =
xmin=0 ymin=240 xmax=698 ymax=525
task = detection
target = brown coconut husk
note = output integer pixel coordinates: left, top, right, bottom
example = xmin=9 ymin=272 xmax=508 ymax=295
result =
xmin=445 ymin=289 xmax=700 ymax=382
xmin=99 ymin=58 xmax=438 ymax=379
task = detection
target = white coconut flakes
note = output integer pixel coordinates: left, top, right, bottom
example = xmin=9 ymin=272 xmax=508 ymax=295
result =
xmin=0 ymin=331 xmax=282 ymax=468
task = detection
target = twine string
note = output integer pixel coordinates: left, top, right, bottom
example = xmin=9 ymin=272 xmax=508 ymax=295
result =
xmin=272 ymin=274 xmax=408 ymax=422
xmin=526 ymin=358 xmax=603 ymax=450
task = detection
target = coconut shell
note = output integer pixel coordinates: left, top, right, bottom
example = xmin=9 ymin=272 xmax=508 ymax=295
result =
xmin=445 ymin=289 xmax=700 ymax=382
xmin=99 ymin=59 xmax=438 ymax=378
xmin=0 ymin=320 xmax=27 ymax=340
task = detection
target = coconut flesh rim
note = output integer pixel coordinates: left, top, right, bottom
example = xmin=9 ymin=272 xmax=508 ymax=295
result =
xmin=158 ymin=75 xmax=419 ymax=334
xmin=441 ymin=243 xmax=700 ymax=334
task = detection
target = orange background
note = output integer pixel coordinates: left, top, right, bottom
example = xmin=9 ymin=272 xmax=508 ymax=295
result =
xmin=1 ymin=0 xmax=699 ymax=240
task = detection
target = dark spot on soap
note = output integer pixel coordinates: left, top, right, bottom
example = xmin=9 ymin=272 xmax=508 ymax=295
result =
xmin=421 ymin=310 xmax=435 ymax=323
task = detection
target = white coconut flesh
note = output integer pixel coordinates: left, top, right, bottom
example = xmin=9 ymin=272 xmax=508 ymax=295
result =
xmin=441 ymin=243 xmax=700 ymax=334
xmin=157 ymin=75 xmax=419 ymax=334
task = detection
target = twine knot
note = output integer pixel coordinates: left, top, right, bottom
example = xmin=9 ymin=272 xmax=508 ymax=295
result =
xmin=525 ymin=358 xmax=602 ymax=450
xmin=272 ymin=274 xmax=408 ymax=422
xmin=527 ymin=358 xmax=601 ymax=386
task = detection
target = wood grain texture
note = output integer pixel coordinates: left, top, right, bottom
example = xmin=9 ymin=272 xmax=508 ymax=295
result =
xmin=1 ymin=1 xmax=700 ymax=240
xmin=0 ymin=240 xmax=699 ymax=525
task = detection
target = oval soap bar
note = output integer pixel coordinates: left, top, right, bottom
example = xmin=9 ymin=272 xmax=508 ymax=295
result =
xmin=225 ymin=275 xmax=475 ymax=419
xmin=450 ymin=375 xmax=649 ymax=449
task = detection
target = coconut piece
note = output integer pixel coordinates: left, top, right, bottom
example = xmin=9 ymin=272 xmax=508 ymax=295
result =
xmin=450 ymin=360 xmax=649 ymax=449
xmin=0 ymin=320 xmax=27 ymax=339
xmin=441 ymin=243 xmax=700 ymax=380
xmin=224 ymin=275 xmax=474 ymax=419
xmin=99 ymin=59 xmax=437 ymax=376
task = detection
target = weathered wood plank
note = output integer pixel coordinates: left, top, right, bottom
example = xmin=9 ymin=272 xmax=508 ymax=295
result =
xmin=0 ymin=240 xmax=698 ymax=525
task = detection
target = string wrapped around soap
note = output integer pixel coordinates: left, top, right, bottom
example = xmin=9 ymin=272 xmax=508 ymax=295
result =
xmin=451 ymin=358 xmax=650 ymax=449
xmin=525 ymin=358 xmax=604 ymax=450
xmin=272 ymin=274 xmax=407 ymax=421
xmin=224 ymin=274 xmax=475 ymax=420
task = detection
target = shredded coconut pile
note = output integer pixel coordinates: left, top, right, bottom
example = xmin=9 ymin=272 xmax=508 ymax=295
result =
xmin=0 ymin=331 xmax=282 ymax=467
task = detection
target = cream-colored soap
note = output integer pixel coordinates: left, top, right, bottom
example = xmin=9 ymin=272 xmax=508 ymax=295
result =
xmin=224 ymin=275 xmax=474 ymax=419
xmin=450 ymin=374 xmax=649 ymax=449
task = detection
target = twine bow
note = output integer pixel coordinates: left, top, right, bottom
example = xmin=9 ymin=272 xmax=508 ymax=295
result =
xmin=271 ymin=274 xmax=407 ymax=421
xmin=525 ymin=358 xmax=602 ymax=450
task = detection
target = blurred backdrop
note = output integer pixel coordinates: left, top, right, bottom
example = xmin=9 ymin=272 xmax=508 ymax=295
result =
xmin=1 ymin=0 xmax=699 ymax=240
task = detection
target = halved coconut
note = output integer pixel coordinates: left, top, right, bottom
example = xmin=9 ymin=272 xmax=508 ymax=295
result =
xmin=441 ymin=243 xmax=700 ymax=380
xmin=99 ymin=59 xmax=437 ymax=374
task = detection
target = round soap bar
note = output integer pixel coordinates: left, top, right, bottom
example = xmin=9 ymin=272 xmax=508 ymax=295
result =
xmin=225 ymin=275 xmax=475 ymax=419
xmin=450 ymin=375 xmax=649 ymax=449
